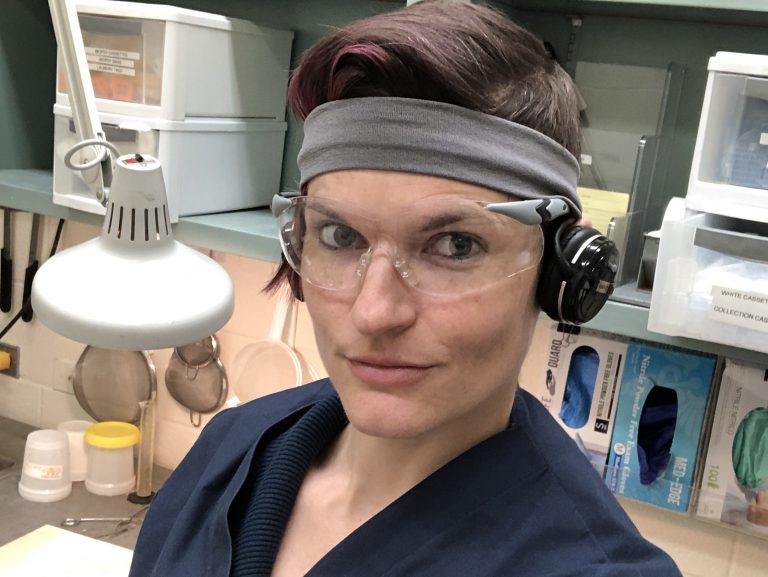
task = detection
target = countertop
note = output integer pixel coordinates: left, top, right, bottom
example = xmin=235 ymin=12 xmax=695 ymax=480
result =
xmin=0 ymin=417 xmax=170 ymax=551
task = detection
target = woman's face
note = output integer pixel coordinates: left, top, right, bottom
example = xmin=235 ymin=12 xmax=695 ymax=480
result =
xmin=303 ymin=170 xmax=542 ymax=441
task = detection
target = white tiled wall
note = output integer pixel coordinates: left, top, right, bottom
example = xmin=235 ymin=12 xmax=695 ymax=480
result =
xmin=1 ymin=217 xmax=767 ymax=574
xmin=0 ymin=216 xmax=326 ymax=467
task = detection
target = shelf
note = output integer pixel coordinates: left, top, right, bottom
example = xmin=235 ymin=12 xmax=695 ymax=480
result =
xmin=584 ymin=295 xmax=768 ymax=366
xmin=2 ymin=168 xmax=767 ymax=366
xmin=504 ymin=0 xmax=768 ymax=26
xmin=0 ymin=169 xmax=282 ymax=263
xmin=507 ymin=0 xmax=768 ymax=11
xmin=585 ymin=0 xmax=768 ymax=9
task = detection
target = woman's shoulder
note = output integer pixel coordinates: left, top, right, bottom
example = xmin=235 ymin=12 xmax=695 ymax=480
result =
xmin=204 ymin=378 xmax=337 ymax=438
xmin=128 ymin=379 xmax=338 ymax=577
xmin=167 ymin=378 xmax=338 ymax=484
xmin=508 ymin=387 xmax=682 ymax=576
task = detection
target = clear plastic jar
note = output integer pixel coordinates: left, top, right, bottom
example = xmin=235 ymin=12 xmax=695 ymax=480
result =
xmin=84 ymin=422 xmax=140 ymax=496
xmin=18 ymin=429 xmax=72 ymax=503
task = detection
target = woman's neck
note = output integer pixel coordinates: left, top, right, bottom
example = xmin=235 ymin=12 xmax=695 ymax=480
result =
xmin=316 ymin=389 xmax=516 ymax=516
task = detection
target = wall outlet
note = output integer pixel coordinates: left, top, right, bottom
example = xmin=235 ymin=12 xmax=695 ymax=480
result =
xmin=0 ymin=342 xmax=20 ymax=378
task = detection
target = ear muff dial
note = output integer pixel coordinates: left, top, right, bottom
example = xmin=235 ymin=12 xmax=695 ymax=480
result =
xmin=537 ymin=222 xmax=618 ymax=325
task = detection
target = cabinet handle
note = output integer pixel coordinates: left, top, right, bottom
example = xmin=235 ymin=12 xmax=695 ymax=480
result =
xmin=693 ymin=226 xmax=768 ymax=264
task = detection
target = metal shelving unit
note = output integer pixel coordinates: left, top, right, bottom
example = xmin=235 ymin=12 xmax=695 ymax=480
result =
xmin=3 ymin=167 xmax=768 ymax=367
xmin=0 ymin=169 xmax=281 ymax=262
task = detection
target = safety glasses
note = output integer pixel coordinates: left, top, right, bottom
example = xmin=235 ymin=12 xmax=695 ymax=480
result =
xmin=271 ymin=194 xmax=549 ymax=296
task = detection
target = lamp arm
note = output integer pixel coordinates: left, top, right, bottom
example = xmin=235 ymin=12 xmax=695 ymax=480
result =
xmin=48 ymin=0 xmax=113 ymax=206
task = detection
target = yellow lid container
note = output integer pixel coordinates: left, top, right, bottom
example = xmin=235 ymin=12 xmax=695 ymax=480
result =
xmin=84 ymin=422 xmax=140 ymax=449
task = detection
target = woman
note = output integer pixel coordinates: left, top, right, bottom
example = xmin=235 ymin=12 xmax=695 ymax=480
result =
xmin=130 ymin=1 xmax=682 ymax=576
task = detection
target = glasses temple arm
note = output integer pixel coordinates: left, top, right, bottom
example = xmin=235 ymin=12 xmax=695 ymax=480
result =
xmin=486 ymin=198 xmax=571 ymax=225
xmin=271 ymin=192 xmax=301 ymax=217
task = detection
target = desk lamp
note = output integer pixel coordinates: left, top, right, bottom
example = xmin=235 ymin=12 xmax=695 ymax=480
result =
xmin=32 ymin=0 xmax=234 ymax=350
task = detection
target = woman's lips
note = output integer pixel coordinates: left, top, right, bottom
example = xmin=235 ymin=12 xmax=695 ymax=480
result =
xmin=347 ymin=358 xmax=434 ymax=387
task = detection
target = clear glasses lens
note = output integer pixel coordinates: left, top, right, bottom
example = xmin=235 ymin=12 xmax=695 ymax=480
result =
xmin=276 ymin=196 xmax=543 ymax=295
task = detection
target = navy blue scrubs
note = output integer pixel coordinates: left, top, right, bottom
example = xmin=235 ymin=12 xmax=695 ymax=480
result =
xmin=129 ymin=380 xmax=683 ymax=577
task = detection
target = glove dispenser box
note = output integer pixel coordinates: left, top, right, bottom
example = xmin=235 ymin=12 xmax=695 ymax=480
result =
xmin=697 ymin=359 xmax=768 ymax=537
xmin=604 ymin=340 xmax=717 ymax=513
xmin=56 ymin=0 xmax=294 ymax=121
xmin=648 ymin=198 xmax=768 ymax=354
xmin=686 ymin=52 xmax=768 ymax=223
xmin=519 ymin=321 xmax=628 ymax=476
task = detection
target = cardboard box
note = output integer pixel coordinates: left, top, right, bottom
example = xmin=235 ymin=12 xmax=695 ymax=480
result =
xmin=520 ymin=321 xmax=628 ymax=474
xmin=605 ymin=340 xmax=717 ymax=512
xmin=696 ymin=359 xmax=768 ymax=536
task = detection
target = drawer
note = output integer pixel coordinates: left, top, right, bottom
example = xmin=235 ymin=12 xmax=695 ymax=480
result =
xmin=648 ymin=197 xmax=768 ymax=354
xmin=686 ymin=52 xmax=768 ymax=223
xmin=55 ymin=0 xmax=293 ymax=121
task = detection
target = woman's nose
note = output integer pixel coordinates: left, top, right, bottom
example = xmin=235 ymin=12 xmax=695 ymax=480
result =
xmin=350 ymin=251 xmax=417 ymax=336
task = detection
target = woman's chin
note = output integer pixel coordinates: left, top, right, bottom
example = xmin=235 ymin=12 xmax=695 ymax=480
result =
xmin=342 ymin=393 xmax=437 ymax=440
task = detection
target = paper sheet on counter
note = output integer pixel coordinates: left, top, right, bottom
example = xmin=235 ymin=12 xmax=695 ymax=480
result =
xmin=0 ymin=524 xmax=132 ymax=577
xmin=577 ymin=186 xmax=630 ymax=235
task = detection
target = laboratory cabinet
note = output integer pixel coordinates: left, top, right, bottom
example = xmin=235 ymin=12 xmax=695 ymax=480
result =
xmin=2 ymin=0 xmax=768 ymax=559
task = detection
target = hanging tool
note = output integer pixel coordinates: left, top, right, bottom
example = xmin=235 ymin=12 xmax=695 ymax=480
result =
xmin=1 ymin=208 xmax=13 ymax=313
xmin=61 ymin=515 xmax=133 ymax=527
xmin=22 ymin=213 xmax=41 ymax=322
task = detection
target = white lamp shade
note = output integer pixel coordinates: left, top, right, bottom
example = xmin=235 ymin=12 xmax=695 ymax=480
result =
xmin=31 ymin=154 xmax=234 ymax=350
xmin=31 ymin=238 xmax=234 ymax=350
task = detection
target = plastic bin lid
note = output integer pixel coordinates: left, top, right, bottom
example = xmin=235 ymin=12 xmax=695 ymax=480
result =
xmin=73 ymin=0 xmax=292 ymax=38
xmin=53 ymin=103 xmax=288 ymax=132
xmin=708 ymin=51 xmax=768 ymax=77
xmin=85 ymin=422 xmax=140 ymax=449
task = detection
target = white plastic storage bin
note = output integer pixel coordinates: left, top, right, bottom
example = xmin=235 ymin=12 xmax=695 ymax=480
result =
xmin=53 ymin=104 xmax=287 ymax=221
xmin=686 ymin=52 xmax=768 ymax=223
xmin=648 ymin=197 xmax=768 ymax=354
xmin=56 ymin=0 xmax=293 ymax=121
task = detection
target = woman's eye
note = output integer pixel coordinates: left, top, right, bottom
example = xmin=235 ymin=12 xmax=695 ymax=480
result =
xmin=318 ymin=223 xmax=364 ymax=250
xmin=428 ymin=233 xmax=483 ymax=260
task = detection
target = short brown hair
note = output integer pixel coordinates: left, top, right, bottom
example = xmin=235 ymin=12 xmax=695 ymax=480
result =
xmin=266 ymin=0 xmax=580 ymax=297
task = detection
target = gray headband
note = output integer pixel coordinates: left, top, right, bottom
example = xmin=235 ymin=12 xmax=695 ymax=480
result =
xmin=298 ymin=97 xmax=582 ymax=218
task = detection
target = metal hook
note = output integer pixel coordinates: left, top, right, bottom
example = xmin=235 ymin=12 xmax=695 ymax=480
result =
xmin=185 ymin=364 xmax=200 ymax=380
xmin=559 ymin=323 xmax=579 ymax=346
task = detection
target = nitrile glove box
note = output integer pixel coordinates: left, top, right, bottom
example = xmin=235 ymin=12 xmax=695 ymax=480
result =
xmin=696 ymin=359 xmax=768 ymax=536
xmin=519 ymin=321 xmax=628 ymax=475
xmin=604 ymin=340 xmax=717 ymax=512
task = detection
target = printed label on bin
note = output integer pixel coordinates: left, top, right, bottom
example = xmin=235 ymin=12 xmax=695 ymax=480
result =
xmin=86 ymin=54 xmax=137 ymax=69
xmin=85 ymin=46 xmax=140 ymax=62
xmin=85 ymin=46 xmax=139 ymax=78
xmin=24 ymin=462 xmax=64 ymax=480
xmin=710 ymin=286 xmax=768 ymax=333
xmin=87 ymin=62 xmax=137 ymax=77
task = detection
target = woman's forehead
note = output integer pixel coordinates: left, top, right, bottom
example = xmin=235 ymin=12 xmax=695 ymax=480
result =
xmin=306 ymin=170 xmax=512 ymax=206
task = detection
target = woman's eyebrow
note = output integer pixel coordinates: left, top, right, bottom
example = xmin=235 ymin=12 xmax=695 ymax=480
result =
xmin=419 ymin=212 xmax=474 ymax=232
xmin=310 ymin=202 xmax=349 ymax=222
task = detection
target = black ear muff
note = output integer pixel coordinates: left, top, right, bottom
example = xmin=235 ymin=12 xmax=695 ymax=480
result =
xmin=537 ymin=220 xmax=618 ymax=325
